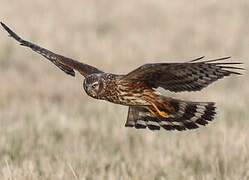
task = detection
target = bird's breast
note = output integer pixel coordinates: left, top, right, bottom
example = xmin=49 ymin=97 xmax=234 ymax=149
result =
xmin=101 ymin=81 xmax=155 ymax=106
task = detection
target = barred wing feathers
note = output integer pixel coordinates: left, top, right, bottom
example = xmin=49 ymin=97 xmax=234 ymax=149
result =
xmin=125 ymin=99 xmax=216 ymax=131
xmin=121 ymin=57 xmax=244 ymax=92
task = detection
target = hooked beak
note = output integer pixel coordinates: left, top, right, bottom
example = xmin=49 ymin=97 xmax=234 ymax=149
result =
xmin=87 ymin=87 xmax=91 ymax=93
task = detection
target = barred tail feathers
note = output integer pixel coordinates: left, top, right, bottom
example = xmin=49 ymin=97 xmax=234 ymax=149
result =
xmin=125 ymin=98 xmax=216 ymax=131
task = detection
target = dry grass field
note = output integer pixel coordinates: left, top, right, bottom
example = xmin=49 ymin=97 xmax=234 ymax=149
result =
xmin=0 ymin=1 xmax=249 ymax=179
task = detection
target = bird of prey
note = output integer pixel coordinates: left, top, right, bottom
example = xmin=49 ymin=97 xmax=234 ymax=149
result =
xmin=1 ymin=22 xmax=243 ymax=131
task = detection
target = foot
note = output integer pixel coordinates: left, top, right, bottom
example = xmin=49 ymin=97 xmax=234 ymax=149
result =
xmin=151 ymin=103 xmax=169 ymax=118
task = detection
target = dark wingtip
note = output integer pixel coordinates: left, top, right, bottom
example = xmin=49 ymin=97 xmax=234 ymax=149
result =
xmin=188 ymin=56 xmax=233 ymax=63
xmin=1 ymin=22 xmax=10 ymax=33
xmin=204 ymin=56 xmax=232 ymax=63
xmin=188 ymin=56 xmax=205 ymax=62
xmin=199 ymin=56 xmax=232 ymax=63
xmin=1 ymin=22 xmax=22 ymax=42
xmin=0 ymin=22 xmax=9 ymax=33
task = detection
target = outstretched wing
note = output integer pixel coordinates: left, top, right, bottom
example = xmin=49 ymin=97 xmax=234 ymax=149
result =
xmin=120 ymin=56 xmax=244 ymax=92
xmin=1 ymin=22 xmax=103 ymax=77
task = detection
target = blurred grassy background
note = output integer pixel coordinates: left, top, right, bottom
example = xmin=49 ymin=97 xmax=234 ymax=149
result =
xmin=0 ymin=0 xmax=249 ymax=179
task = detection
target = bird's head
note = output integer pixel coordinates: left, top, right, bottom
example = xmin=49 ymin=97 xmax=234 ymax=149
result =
xmin=83 ymin=73 xmax=105 ymax=99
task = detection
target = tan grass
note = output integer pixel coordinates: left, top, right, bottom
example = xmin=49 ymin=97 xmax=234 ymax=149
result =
xmin=0 ymin=0 xmax=249 ymax=179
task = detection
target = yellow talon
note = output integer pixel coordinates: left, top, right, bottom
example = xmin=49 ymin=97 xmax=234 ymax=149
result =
xmin=146 ymin=103 xmax=169 ymax=118
xmin=151 ymin=103 xmax=169 ymax=118
xmin=159 ymin=111 xmax=169 ymax=118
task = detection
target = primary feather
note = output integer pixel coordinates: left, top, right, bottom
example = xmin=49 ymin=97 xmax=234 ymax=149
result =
xmin=121 ymin=57 xmax=244 ymax=92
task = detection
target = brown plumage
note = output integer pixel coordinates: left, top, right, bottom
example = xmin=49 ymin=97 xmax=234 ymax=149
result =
xmin=1 ymin=22 xmax=244 ymax=131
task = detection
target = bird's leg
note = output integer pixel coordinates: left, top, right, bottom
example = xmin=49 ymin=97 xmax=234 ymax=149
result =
xmin=145 ymin=106 xmax=159 ymax=118
xmin=151 ymin=102 xmax=169 ymax=118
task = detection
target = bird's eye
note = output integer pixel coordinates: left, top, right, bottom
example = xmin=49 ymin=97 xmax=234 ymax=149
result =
xmin=92 ymin=83 xmax=98 ymax=89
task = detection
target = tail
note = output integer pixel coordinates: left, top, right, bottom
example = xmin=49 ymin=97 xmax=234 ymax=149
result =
xmin=125 ymin=97 xmax=216 ymax=131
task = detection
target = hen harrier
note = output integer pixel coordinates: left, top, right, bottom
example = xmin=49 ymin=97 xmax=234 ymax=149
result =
xmin=1 ymin=22 xmax=243 ymax=131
